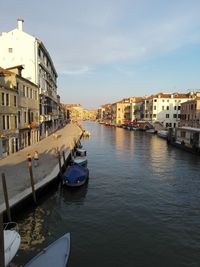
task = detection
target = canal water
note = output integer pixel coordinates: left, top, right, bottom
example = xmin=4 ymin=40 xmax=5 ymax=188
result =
xmin=13 ymin=122 xmax=200 ymax=267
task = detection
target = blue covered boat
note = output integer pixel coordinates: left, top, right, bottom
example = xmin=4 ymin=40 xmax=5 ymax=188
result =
xmin=63 ymin=164 xmax=89 ymax=187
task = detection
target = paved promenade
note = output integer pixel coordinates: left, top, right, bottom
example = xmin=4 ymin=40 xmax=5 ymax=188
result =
xmin=0 ymin=123 xmax=83 ymax=208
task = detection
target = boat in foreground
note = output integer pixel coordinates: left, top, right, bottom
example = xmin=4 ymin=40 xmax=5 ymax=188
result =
xmin=24 ymin=233 xmax=70 ymax=267
xmin=63 ymin=164 xmax=89 ymax=187
xmin=4 ymin=222 xmax=21 ymax=267
xmin=4 ymin=229 xmax=21 ymax=267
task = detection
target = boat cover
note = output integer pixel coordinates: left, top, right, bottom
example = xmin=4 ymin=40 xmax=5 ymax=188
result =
xmin=63 ymin=164 xmax=89 ymax=184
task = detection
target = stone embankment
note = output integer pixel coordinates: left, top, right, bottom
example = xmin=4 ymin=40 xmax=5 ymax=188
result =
xmin=0 ymin=123 xmax=83 ymax=213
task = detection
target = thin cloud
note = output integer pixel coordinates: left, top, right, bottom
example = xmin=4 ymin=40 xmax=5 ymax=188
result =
xmin=60 ymin=66 xmax=93 ymax=75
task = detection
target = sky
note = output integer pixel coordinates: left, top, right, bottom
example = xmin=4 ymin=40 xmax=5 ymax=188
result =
xmin=1 ymin=0 xmax=200 ymax=109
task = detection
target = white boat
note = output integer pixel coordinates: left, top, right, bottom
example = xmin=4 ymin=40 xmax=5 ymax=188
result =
xmin=72 ymin=156 xmax=87 ymax=166
xmin=76 ymin=148 xmax=86 ymax=157
xmin=146 ymin=128 xmax=156 ymax=134
xmin=157 ymin=130 xmax=168 ymax=139
xmin=24 ymin=233 xmax=70 ymax=267
xmin=4 ymin=228 xmax=21 ymax=267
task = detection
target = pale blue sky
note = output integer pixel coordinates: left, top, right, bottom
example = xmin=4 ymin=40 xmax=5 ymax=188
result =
xmin=1 ymin=0 xmax=200 ymax=109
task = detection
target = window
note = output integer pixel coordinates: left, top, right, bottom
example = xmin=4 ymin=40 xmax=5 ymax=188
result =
xmin=8 ymin=48 xmax=13 ymax=53
xmin=23 ymin=85 xmax=26 ymax=97
xmin=162 ymin=100 xmax=165 ymax=102
xmin=178 ymin=106 xmax=181 ymax=110
xmin=30 ymin=89 xmax=33 ymax=99
xmin=24 ymin=112 xmax=26 ymax=123
xmin=154 ymin=106 xmax=156 ymax=110
xmin=166 ymin=114 xmax=169 ymax=118
xmin=2 ymin=93 xmax=4 ymax=105
xmin=18 ymin=111 xmax=21 ymax=124
xmin=6 ymin=94 xmax=9 ymax=106
xmin=153 ymin=114 xmax=156 ymax=118
xmin=15 ymin=116 xmax=17 ymax=128
xmin=154 ymin=99 xmax=157 ymax=102
xmin=166 ymin=106 xmax=169 ymax=110
xmin=26 ymin=87 xmax=29 ymax=98
xmin=6 ymin=115 xmax=10 ymax=129
xmin=162 ymin=106 xmax=164 ymax=110
xmin=181 ymin=131 xmax=186 ymax=138
xmin=14 ymin=95 xmax=17 ymax=106
xmin=173 ymin=114 xmax=177 ymax=118
xmin=174 ymin=106 xmax=177 ymax=110
xmin=35 ymin=91 xmax=38 ymax=100
xmin=2 ymin=115 xmax=5 ymax=129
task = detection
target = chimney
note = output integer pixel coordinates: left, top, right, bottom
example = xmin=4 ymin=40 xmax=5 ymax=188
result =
xmin=17 ymin=18 xmax=24 ymax=31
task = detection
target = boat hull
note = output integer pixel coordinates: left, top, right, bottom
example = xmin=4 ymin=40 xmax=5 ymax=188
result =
xmin=4 ymin=229 xmax=21 ymax=267
xmin=24 ymin=233 xmax=70 ymax=267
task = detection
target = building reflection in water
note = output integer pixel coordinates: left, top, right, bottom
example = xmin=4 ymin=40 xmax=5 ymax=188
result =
xmin=114 ymin=127 xmax=135 ymax=157
xmin=18 ymin=207 xmax=47 ymax=251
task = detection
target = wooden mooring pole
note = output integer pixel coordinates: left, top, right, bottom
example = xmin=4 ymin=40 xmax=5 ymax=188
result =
xmin=62 ymin=151 xmax=66 ymax=168
xmin=0 ymin=212 xmax=5 ymax=267
xmin=58 ymin=151 xmax=62 ymax=174
xmin=27 ymin=154 xmax=37 ymax=204
xmin=1 ymin=173 xmax=11 ymax=222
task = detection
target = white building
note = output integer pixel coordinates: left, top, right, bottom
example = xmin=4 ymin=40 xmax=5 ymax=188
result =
xmin=143 ymin=93 xmax=194 ymax=128
xmin=0 ymin=18 xmax=58 ymax=137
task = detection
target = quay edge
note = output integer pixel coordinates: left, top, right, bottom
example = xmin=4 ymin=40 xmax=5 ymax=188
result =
xmin=0 ymin=123 xmax=84 ymax=221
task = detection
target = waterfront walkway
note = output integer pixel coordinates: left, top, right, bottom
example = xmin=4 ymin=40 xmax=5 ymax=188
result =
xmin=0 ymin=123 xmax=83 ymax=210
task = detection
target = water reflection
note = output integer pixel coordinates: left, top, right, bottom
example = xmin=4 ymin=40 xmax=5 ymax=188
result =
xmin=18 ymin=207 xmax=47 ymax=251
xmin=61 ymin=182 xmax=88 ymax=205
xmin=12 ymin=122 xmax=200 ymax=267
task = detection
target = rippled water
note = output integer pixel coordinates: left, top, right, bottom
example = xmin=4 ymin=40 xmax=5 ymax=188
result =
xmin=13 ymin=122 xmax=200 ymax=267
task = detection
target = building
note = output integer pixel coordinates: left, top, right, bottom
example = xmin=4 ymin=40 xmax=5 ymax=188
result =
xmin=97 ymin=104 xmax=111 ymax=123
xmin=64 ymin=104 xmax=84 ymax=122
xmin=180 ymin=92 xmax=200 ymax=128
xmin=0 ymin=66 xmax=40 ymax=158
xmin=111 ymin=99 xmax=130 ymax=126
xmin=130 ymin=97 xmax=144 ymax=122
xmin=0 ymin=18 xmax=58 ymax=138
xmin=0 ymin=68 xmax=19 ymax=158
xmin=175 ymin=127 xmax=200 ymax=151
xmin=143 ymin=92 xmax=194 ymax=128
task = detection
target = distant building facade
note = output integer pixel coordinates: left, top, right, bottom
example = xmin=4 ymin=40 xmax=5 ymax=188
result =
xmin=143 ymin=93 xmax=194 ymax=128
xmin=180 ymin=92 xmax=200 ymax=128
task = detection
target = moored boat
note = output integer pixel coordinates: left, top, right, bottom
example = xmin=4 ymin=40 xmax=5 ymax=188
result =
xmin=4 ymin=223 xmax=21 ymax=267
xmin=75 ymin=148 xmax=87 ymax=157
xmin=157 ymin=130 xmax=168 ymax=139
xmin=71 ymin=155 xmax=87 ymax=166
xmin=24 ymin=233 xmax=70 ymax=267
xmin=63 ymin=164 xmax=89 ymax=187
xmin=146 ymin=128 xmax=157 ymax=134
